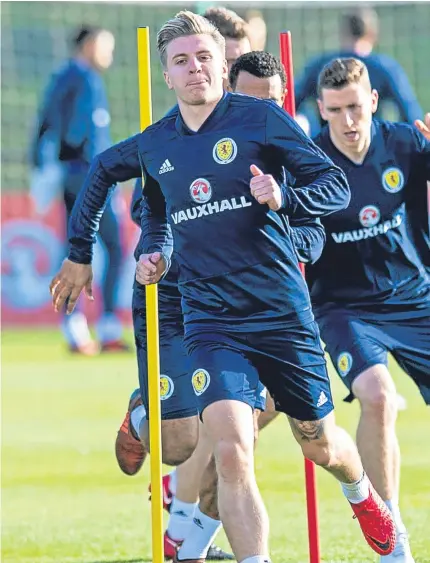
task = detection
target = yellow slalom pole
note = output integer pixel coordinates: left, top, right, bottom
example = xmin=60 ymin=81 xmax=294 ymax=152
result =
xmin=137 ymin=26 xmax=164 ymax=563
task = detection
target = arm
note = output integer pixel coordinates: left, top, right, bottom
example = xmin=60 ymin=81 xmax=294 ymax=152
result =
xmin=135 ymin=169 xmax=173 ymax=285
xmin=413 ymin=114 xmax=430 ymax=179
xmin=289 ymin=217 xmax=326 ymax=264
xmin=50 ymin=134 xmax=142 ymax=313
xmin=64 ymin=75 xmax=109 ymax=163
xmin=68 ymin=134 xmax=142 ymax=264
xmin=131 ymin=175 xmax=173 ymax=283
xmin=131 ymin=177 xmax=143 ymax=226
xmin=295 ymin=58 xmax=321 ymax=112
xmin=383 ymin=59 xmax=423 ymax=124
xmin=29 ymin=73 xmax=65 ymax=213
xmin=139 ymin=168 xmax=173 ymax=267
xmin=266 ymin=103 xmax=350 ymax=218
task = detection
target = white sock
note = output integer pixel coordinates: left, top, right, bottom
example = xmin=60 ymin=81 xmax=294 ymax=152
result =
xmin=341 ymin=472 xmax=370 ymax=504
xmin=241 ymin=557 xmax=272 ymax=563
xmin=177 ymin=506 xmax=222 ymax=559
xmin=169 ymin=468 xmax=177 ymax=495
xmin=62 ymin=312 xmax=91 ymax=346
xmin=386 ymin=498 xmax=406 ymax=533
xmin=130 ymin=405 xmax=146 ymax=437
xmin=167 ymin=498 xmax=198 ymax=541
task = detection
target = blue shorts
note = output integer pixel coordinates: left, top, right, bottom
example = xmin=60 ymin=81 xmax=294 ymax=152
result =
xmin=184 ymin=321 xmax=333 ymax=421
xmin=133 ymin=283 xmax=198 ymax=420
xmin=133 ymin=284 xmax=267 ymax=419
xmin=316 ymin=306 xmax=430 ymax=404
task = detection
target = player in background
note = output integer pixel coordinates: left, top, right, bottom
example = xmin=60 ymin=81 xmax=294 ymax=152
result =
xmin=295 ymin=7 xmax=423 ymax=136
xmin=49 ymin=12 xmax=396 ymax=562
xmin=115 ymin=50 xmax=325 ymax=561
xmin=308 ymin=57 xmax=430 ymax=563
xmin=243 ymin=10 xmax=267 ymax=51
xmin=202 ymin=6 xmax=251 ymax=76
xmin=30 ymin=25 xmax=128 ymax=354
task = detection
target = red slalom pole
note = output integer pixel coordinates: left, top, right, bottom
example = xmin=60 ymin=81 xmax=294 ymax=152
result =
xmin=279 ymin=31 xmax=321 ymax=563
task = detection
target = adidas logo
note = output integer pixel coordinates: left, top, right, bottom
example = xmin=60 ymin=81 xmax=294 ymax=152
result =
xmin=317 ymin=391 xmax=328 ymax=407
xmin=193 ymin=517 xmax=204 ymax=529
xmin=159 ymin=159 xmax=174 ymax=174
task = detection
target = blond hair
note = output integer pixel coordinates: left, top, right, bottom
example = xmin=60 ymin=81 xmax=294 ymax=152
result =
xmin=157 ymin=10 xmax=225 ymax=67
xmin=317 ymin=58 xmax=371 ymax=97
xmin=203 ymin=7 xmax=249 ymax=40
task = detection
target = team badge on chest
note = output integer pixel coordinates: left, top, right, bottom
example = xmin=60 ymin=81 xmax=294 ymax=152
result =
xmin=213 ymin=137 xmax=237 ymax=164
xmin=382 ymin=167 xmax=404 ymax=193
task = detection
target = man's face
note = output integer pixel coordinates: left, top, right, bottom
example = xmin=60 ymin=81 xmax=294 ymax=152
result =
xmin=91 ymin=31 xmax=115 ymax=71
xmin=317 ymin=82 xmax=378 ymax=151
xmin=164 ymin=34 xmax=227 ymax=106
xmin=225 ymin=37 xmax=251 ymax=73
xmin=234 ymin=71 xmax=285 ymax=107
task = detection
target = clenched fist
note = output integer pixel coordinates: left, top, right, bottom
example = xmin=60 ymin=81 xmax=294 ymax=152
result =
xmin=249 ymin=164 xmax=283 ymax=211
xmin=136 ymin=252 xmax=167 ymax=285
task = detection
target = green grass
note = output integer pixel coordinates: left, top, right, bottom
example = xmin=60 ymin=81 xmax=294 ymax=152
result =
xmin=2 ymin=328 xmax=429 ymax=563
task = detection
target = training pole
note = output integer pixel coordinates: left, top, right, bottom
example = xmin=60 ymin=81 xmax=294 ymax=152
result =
xmin=279 ymin=31 xmax=321 ymax=563
xmin=137 ymin=26 xmax=164 ymax=563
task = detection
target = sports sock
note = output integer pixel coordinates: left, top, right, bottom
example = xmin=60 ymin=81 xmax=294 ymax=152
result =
xmin=386 ymin=498 xmax=406 ymax=533
xmin=341 ymin=471 xmax=370 ymax=504
xmin=167 ymin=498 xmax=198 ymax=541
xmin=130 ymin=405 xmax=146 ymax=438
xmin=169 ymin=468 xmax=177 ymax=495
xmin=177 ymin=506 xmax=221 ymax=559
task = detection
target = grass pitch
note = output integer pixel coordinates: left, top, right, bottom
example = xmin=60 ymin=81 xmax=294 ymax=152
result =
xmin=2 ymin=328 xmax=429 ymax=563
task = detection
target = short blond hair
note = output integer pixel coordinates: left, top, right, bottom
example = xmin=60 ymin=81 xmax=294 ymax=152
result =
xmin=157 ymin=10 xmax=225 ymax=67
xmin=203 ymin=7 xmax=249 ymax=40
xmin=317 ymin=57 xmax=371 ymax=97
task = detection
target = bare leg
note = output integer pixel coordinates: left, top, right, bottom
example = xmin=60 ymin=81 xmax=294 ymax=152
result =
xmin=352 ymin=365 xmax=398 ymax=500
xmin=203 ymin=400 xmax=270 ymax=562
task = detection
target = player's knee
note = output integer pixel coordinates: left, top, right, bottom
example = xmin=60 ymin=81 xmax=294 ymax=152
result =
xmin=289 ymin=413 xmax=336 ymax=467
xmin=215 ymin=439 xmax=253 ymax=481
xmin=352 ymin=366 xmax=397 ymax=415
xmin=301 ymin=439 xmax=335 ymax=467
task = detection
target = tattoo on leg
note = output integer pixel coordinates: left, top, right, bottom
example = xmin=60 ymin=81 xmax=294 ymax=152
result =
xmin=288 ymin=417 xmax=326 ymax=442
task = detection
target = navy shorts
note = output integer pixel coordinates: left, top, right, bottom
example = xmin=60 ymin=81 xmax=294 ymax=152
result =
xmin=133 ymin=283 xmax=198 ymax=420
xmin=316 ymin=306 xmax=430 ymax=404
xmin=133 ymin=284 xmax=267 ymax=419
xmin=184 ymin=321 xmax=333 ymax=421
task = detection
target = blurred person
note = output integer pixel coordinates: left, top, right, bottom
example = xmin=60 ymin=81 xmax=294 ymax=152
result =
xmin=30 ymin=25 xmax=129 ymax=354
xmin=203 ymin=6 xmax=251 ymax=76
xmin=115 ymin=50 xmax=326 ymax=561
xmin=295 ymin=6 xmax=423 ymax=135
xmin=244 ymin=10 xmax=267 ymax=51
xmin=49 ymin=9 xmax=397 ymax=561
xmin=308 ymin=58 xmax=430 ymax=563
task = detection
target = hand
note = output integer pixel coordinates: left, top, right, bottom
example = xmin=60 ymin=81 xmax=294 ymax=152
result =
xmin=49 ymin=259 xmax=94 ymax=314
xmin=136 ymin=252 xmax=166 ymax=285
xmin=249 ymin=164 xmax=283 ymax=211
xmin=414 ymin=113 xmax=430 ymax=140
